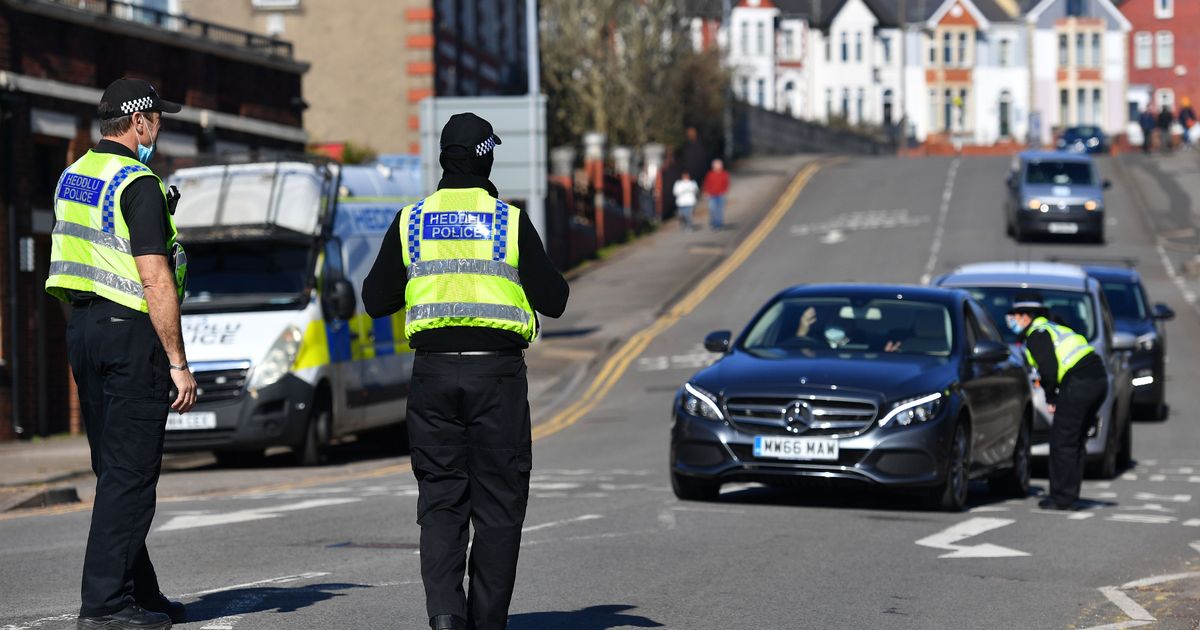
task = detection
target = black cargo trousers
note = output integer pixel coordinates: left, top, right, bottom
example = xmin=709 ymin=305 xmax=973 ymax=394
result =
xmin=67 ymin=299 xmax=172 ymax=617
xmin=407 ymin=351 xmax=532 ymax=630
xmin=1049 ymin=369 xmax=1109 ymax=507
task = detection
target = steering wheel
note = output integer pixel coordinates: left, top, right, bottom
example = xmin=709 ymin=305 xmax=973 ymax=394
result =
xmin=780 ymin=335 xmax=824 ymax=349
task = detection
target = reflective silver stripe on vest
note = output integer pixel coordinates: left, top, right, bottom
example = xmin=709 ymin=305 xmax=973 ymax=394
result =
xmin=406 ymin=259 xmax=521 ymax=285
xmin=47 ymin=260 xmax=145 ymax=299
xmin=52 ymin=221 xmax=133 ymax=255
xmin=407 ymin=302 xmax=530 ymax=326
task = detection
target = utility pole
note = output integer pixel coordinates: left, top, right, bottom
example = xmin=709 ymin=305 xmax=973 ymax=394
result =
xmin=898 ymin=0 xmax=907 ymax=144
xmin=525 ymin=0 xmax=546 ymax=241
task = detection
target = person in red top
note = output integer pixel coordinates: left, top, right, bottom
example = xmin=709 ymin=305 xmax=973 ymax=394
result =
xmin=702 ymin=159 xmax=730 ymax=230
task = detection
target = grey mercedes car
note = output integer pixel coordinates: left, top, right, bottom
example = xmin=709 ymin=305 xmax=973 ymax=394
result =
xmin=1005 ymin=151 xmax=1111 ymax=243
xmin=935 ymin=262 xmax=1134 ymax=478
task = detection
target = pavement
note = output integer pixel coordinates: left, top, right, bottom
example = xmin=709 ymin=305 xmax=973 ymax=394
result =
xmin=4 ymin=151 xmax=1200 ymax=629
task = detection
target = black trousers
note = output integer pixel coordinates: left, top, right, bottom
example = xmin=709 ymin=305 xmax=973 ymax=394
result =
xmin=407 ymin=352 xmax=532 ymax=630
xmin=67 ymin=299 xmax=171 ymax=617
xmin=1049 ymin=370 xmax=1108 ymax=507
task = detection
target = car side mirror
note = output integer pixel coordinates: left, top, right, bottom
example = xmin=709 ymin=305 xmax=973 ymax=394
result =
xmin=970 ymin=339 xmax=1010 ymax=363
xmin=704 ymin=330 xmax=732 ymax=354
xmin=1153 ymin=303 xmax=1175 ymax=321
xmin=1102 ymin=179 xmax=1112 ymax=189
xmin=330 ymin=279 xmax=356 ymax=321
xmin=1111 ymin=331 xmax=1136 ymax=352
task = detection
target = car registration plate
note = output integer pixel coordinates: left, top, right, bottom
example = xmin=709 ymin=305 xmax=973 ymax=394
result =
xmin=166 ymin=411 xmax=217 ymax=431
xmin=753 ymin=436 xmax=838 ymax=461
xmin=1048 ymin=222 xmax=1079 ymax=234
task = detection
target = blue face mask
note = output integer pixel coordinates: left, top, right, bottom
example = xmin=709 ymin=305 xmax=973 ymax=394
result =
xmin=136 ymin=120 xmax=156 ymax=164
xmin=1007 ymin=317 xmax=1025 ymax=335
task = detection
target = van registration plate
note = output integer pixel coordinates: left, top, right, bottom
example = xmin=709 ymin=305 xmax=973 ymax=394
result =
xmin=167 ymin=412 xmax=217 ymax=431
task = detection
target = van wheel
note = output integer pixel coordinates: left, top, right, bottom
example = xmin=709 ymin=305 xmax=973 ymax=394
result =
xmin=990 ymin=417 xmax=1031 ymax=498
xmin=924 ymin=420 xmax=970 ymax=512
xmin=671 ymin=471 xmax=720 ymax=502
xmin=292 ymin=408 xmax=331 ymax=467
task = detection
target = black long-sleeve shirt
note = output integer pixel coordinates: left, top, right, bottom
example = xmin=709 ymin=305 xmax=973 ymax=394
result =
xmin=362 ymin=173 xmax=569 ymax=351
xmin=1024 ymin=328 xmax=1105 ymax=404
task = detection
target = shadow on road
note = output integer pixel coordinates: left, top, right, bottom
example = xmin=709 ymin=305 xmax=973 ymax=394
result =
xmin=713 ymin=479 xmax=1020 ymax=513
xmin=508 ymin=604 xmax=663 ymax=630
xmin=183 ymin=582 xmax=369 ymax=623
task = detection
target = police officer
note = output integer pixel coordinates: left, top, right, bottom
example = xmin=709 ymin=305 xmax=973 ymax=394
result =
xmin=47 ymin=78 xmax=195 ymax=629
xmin=363 ymin=113 xmax=569 ymax=630
xmin=1007 ymin=293 xmax=1107 ymax=511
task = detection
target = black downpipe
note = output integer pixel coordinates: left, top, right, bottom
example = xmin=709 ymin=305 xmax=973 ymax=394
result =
xmin=1 ymin=93 xmax=22 ymax=437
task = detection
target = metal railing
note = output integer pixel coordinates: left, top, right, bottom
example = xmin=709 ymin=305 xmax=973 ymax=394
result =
xmin=32 ymin=0 xmax=295 ymax=59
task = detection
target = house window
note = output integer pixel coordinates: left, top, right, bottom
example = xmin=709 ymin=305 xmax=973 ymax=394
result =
xmin=944 ymin=88 xmax=953 ymax=131
xmin=999 ymin=39 xmax=1010 ymax=67
xmin=826 ymin=88 xmax=833 ymax=119
xmin=881 ymin=36 xmax=891 ymax=63
xmin=929 ymin=89 xmax=939 ymax=132
xmin=1091 ymin=33 xmax=1101 ymax=67
xmin=1157 ymin=88 xmax=1175 ymax=111
xmin=841 ymin=32 xmax=849 ymax=62
xmin=841 ymin=88 xmax=850 ymax=118
xmin=756 ymin=21 xmax=766 ymax=55
xmin=757 ymin=78 xmax=766 ymax=106
xmin=825 ymin=35 xmax=832 ymax=61
xmin=1078 ymin=88 xmax=1087 ymax=123
xmin=1134 ymin=32 xmax=1153 ymax=69
xmin=1092 ymin=89 xmax=1103 ymax=126
xmin=1156 ymin=31 xmax=1174 ymax=68
xmin=855 ymin=32 xmax=863 ymax=62
xmin=740 ymin=21 xmax=750 ymax=54
xmin=1156 ymin=0 xmax=1174 ymax=19
xmin=1075 ymin=34 xmax=1085 ymax=67
xmin=1066 ymin=0 xmax=1084 ymax=16
xmin=856 ymin=88 xmax=865 ymax=123
xmin=782 ymin=28 xmax=794 ymax=58
xmin=1058 ymin=34 xmax=1069 ymax=67
xmin=943 ymin=32 xmax=952 ymax=65
xmin=1060 ymin=89 xmax=1070 ymax=125
xmin=958 ymin=89 xmax=968 ymax=130
xmin=929 ymin=36 xmax=937 ymax=65
xmin=957 ymin=32 xmax=968 ymax=67
xmin=741 ymin=76 xmax=750 ymax=100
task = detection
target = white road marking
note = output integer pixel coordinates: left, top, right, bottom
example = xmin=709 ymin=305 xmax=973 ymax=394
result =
xmin=521 ymin=514 xmax=603 ymax=534
xmin=914 ymin=517 xmax=1029 ymax=558
xmin=1095 ymin=491 xmax=1119 ymax=499
xmin=657 ymin=510 xmax=677 ymax=531
xmin=528 ymin=482 xmax=582 ymax=490
xmin=1191 ymin=541 xmax=1200 ymax=555
xmin=1149 ymin=474 xmax=1167 ymax=482
xmin=1179 ymin=467 xmax=1195 ymax=474
xmin=1032 ymin=508 xmax=1094 ymax=520
xmin=1121 ymin=473 xmax=1138 ymax=481
xmin=1107 ymin=514 xmax=1176 ymax=525
xmin=1094 ymin=482 xmax=1112 ymax=489
xmin=156 ymin=498 xmax=361 ymax=532
xmin=1120 ymin=571 xmax=1200 ymax=590
xmin=790 ymin=209 xmax=929 ymax=238
xmin=0 ymin=613 xmax=77 ymax=630
xmin=1122 ymin=504 xmax=1173 ymax=513
xmin=1184 ymin=519 xmax=1200 ymax=527
xmin=670 ymin=506 xmax=746 ymax=514
xmin=819 ymin=229 xmax=845 ymax=244
xmin=920 ymin=158 xmax=961 ymax=285
xmin=1098 ymin=586 xmax=1155 ymax=621
xmin=182 ymin=572 xmax=331 ymax=598
xmin=1133 ymin=492 xmax=1191 ymax=503
xmin=968 ymin=506 xmax=1009 ymax=513
xmin=1189 ymin=476 xmax=1200 ymax=484
xmin=1156 ymin=241 xmax=1198 ymax=306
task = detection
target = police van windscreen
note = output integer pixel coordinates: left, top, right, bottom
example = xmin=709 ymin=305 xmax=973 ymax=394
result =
xmin=184 ymin=241 xmax=311 ymax=308
xmin=965 ymin=287 xmax=1097 ymax=343
xmin=1024 ymin=160 xmax=1095 ymax=186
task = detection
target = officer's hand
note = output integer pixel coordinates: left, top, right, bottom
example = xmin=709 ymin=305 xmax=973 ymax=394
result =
xmin=171 ymin=368 xmax=198 ymax=413
xmin=1047 ymin=403 xmax=1056 ymax=416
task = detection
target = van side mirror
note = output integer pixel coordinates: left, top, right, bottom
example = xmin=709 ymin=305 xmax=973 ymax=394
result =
xmin=329 ymin=279 xmax=356 ymax=321
xmin=1153 ymin=303 xmax=1175 ymax=321
xmin=1111 ymin=331 xmax=1136 ymax=352
xmin=1102 ymin=179 xmax=1112 ymax=189
xmin=704 ymin=330 xmax=732 ymax=354
xmin=970 ymin=339 xmax=1010 ymax=363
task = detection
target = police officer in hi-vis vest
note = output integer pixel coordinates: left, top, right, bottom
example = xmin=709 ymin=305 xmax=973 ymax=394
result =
xmin=47 ymin=79 xmax=195 ymax=630
xmin=1007 ymin=293 xmax=1108 ymax=511
xmin=363 ymin=113 xmax=569 ymax=630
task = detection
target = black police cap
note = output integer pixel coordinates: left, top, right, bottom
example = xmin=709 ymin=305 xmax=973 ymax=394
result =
xmin=1007 ymin=291 xmax=1047 ymax=315
xmin=440 ymin=112 xmax=502 ymax=158
xmin=99 ymin=78 xmax=182 ymax=120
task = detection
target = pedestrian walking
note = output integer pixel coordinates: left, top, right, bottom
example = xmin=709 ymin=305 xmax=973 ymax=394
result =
xmin=1179 ymin=97 xmax=1197 ymax=150
xmin=1139 ymin=105 xmax=1156 ymax=154
xmin=1006 ymin=294 xmax=1107 ymax=511
xmin=362 ymin=113 xmax=569 ymax=630
xmin=46 ymin=78 xmax=194 ymax=629
xmin=1157 ymin=105 xmax=1175 ymax=153
xmin=702 ymin=159 xmax=729 ymax=231
xmin=673 ymin=170 xmax=699 ymax=231
xmin=679 ymin=126 xmax=710 ymax=187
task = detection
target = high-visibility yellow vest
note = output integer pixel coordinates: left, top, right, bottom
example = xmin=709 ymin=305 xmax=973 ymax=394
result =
xmin=398 ymin=187 xmax=535 ymax=341
xmin=45 ymin=150 xmax=183 ymax=313
xmin=1024 ymin=316 xmax=1095 ymax=381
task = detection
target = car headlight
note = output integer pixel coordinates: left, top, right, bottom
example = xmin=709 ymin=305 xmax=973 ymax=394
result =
xmin=1136 ymin=332 xmax=1156 ymax=352
xmin=1087 ymin=137 xmax=1100 ymax=147
xmin=1084 ymin=200 xmax=1100 ymax=211
xmin=681 ymin=382 xmax=724 ymax=422
xmin=248 ymin=325 xmax=303 ymax=392
xmin=878 ymin=392 xmax=944 ymax=428
xmin=1027 ymin=198 xmax=1043 ymax=210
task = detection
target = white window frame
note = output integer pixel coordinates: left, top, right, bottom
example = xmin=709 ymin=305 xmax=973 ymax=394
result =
xmin=740 ymin=21 xmax=750 ymax=55
xmin=1156 ymin=31 xmax=1174 ymax=68
xmin=855 ymin=31 xmax=863 ymax=62
xmin=1156 ymin=88 xmax=1175 ymax=110
xmin=251 ymin=0 xmax=299 ymax=8
xmin=1155 ymin=0 xmax=1174 ymax=19
xmin=1134 ymin=32 xmax=1153 ymax=69
xmin=756 ymin=21 xmax=766 ymax=55
xmin=1091 ymin=33 xmax=1101 ymax=68
xmin=999 ymin=39 xmax=1010 ymax=67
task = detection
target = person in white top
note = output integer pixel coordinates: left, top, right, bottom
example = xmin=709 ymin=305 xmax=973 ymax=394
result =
xmin=672 ymin=170 xmax=699 ymax=231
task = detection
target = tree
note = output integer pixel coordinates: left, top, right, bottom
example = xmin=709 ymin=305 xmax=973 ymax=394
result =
xmin=540 ymin=0 xmax=728 ymax=150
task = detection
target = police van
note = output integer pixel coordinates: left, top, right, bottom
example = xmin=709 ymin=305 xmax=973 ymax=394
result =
xmin=163 ymin=156 xmax=420 ymax=465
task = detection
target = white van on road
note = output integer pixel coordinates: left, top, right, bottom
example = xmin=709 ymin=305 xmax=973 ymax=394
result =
xmin=164 ymin=157 xmax=419 ymax=465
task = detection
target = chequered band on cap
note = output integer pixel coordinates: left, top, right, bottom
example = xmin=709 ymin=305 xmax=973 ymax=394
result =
xmin=120 ymin=96 xmax=155 ymax=115
xmin=476 ymin=136 xmax=497 ymax=157
xmin=1012 ymin=301 xmax=1044 ymax=310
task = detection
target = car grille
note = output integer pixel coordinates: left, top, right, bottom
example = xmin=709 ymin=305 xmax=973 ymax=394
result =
xmin=170 ymin=367 xmax=250 ymax=403
xmin=724 ymin=396 xmax=878 ymax=437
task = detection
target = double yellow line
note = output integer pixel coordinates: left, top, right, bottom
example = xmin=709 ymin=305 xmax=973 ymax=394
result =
xmin=531 ymin=160 xmax=824 ymax=441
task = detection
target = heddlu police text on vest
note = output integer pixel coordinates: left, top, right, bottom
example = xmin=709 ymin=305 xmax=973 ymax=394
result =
xmin=422 ymin=211 xmax=493 ymax=240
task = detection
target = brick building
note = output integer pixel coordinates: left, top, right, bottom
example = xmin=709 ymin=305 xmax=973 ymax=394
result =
xmin=181 ymin=0 xmax=530 ymax=156
xmin=1117 ymin=0 xmax=1197 ymax=121
xmin=0 ymin=0 xmax=308 ymax=440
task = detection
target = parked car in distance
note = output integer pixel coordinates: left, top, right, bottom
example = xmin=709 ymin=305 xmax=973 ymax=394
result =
xmin=670 ymin=284 xmax=1033 ymax=512
xmin=1057 ymin=125 xmax=1108 ymax=154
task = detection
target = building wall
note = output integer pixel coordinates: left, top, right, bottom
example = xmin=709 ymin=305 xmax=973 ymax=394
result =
xmin=974 ymin=25 xmax=1031 ymax=144
xmin=1121 ymin=0 xmax=1199 ymax=120
xmin=728 ymin=3 xmax=779 ymax=110
xmin=182 ymin=0 xmax=431 ymax=154
xmin=810 ymin=0 xmax=887 ymax=125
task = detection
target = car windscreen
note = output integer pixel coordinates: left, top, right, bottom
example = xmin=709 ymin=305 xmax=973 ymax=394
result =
xmin=1068 ymin=126 xmax=1101 ymax=137
xmin=961 ymin=287 xmax=1097 ymax=342
xmin=741 ymin=297 xmax=954 ymax=357
xmin=1100 ymin=281 xmax=1147 ymax=320
xmin=184 ymin=241 xmax=312 ymax=303
xmin=1024 ymin=160 xmax=1095 ymax=186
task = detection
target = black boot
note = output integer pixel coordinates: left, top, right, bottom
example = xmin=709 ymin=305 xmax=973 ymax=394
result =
xmin=77 ymin=603 xmax=171 ymax=629
xmin=429 ymin=614 xmax=466 ymax=630
xmin=137 ymin=593 xmax=186 ymax=623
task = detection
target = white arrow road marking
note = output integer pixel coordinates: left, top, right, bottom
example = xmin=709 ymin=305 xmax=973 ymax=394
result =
xmin=914 ymin=517 xmax=1030 ymax=558
xmin=521 ymin=514 xmax=602 ymax=534
xmin=1098 ymin=587 xmax=1155 ymax=622
xmin=819 ymin=229 xmax=845 ymax=244
xmin=1184 ymin=519 xmax=1200 ymax=527
xmin=1133 ymin=492 xmax=1191 ymax=503
xmin=1191 ymin=541 xmax=1200 ymax=555
xmin=156 ymin=498 xmax=361 ymax=532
